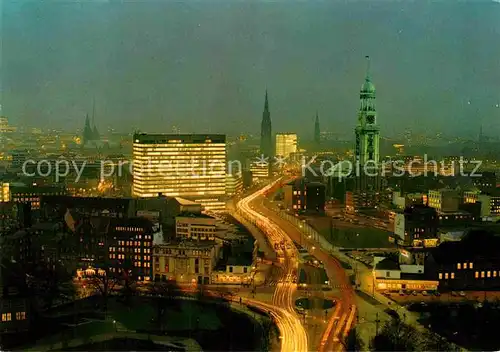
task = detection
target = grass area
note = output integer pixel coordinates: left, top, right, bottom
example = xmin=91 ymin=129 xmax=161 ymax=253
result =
xmin=111 ymin=299 xmax=222 ymax=331
xmin=306 ymin=216 xmax=393 ymax=248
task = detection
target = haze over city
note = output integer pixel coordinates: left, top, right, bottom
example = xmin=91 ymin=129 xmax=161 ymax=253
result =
xmin=3 ymin=0 xmax=500 ymax=137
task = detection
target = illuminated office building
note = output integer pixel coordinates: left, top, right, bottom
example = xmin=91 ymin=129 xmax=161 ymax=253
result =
xmin=132 ymin=134 xmax=227 ymax=211
xmin=0 ymin=183 xmax=10 ymax=202
xmin=275 ymin=133 xmax=298 ymax=158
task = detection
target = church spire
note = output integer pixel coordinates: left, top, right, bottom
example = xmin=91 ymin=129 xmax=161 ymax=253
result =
xmin=83 ymin=114 xmax=93 ymax=144
xmin=260 ymin=89 xmax=272 ymax=157
xmin=314 ymin=111 xmax=320 ymax=145
xmin=264 ymin=89 xmax=269 ymax=113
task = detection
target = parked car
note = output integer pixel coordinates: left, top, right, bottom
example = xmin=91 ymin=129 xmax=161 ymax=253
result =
xmin=412 ymin=291 xmax=418 ymax=296
xmin=399 ymin=290 xmax=405 ymax=296
xmin=422 ymin=291 xmax=428 ymax=296
xmin=451 ymin=291 xmax=458 ymax=296
xmin=459 ymin=291 xmax=466 ymax=297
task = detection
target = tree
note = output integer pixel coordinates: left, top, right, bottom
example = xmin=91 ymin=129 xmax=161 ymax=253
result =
xmin=344 ymin=327 xmax=365 ymax=352
xmin=86 ymin=263 xmax=119 ymax=313
xmin=29 ymin=262 xmax=76 ymax=311
xmin=371 ymin=319 xmax=421 ymax=351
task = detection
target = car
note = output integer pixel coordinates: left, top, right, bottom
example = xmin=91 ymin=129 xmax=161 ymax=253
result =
xmin=399 ymin=290 xmax=405 ymax=296
xmin=459 ymin=291 xmax=466 ymax=297
xmin=383 ymin=290 xmax=391 ymax=296
xmin=420 ymin=301 xmax=428 ymax=307
xmin=412 ymin=291 xmax=418 ymax=296
xmin=451 ymin=291 xmax=458 ymax=296
xmin=422 ymin=291 xmax=428 ymax=296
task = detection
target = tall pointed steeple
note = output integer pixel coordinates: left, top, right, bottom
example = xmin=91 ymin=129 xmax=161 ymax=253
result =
xmin=260 ymin=89 xmax=272 ymax=157
xmin=83 ymin=114 xmax=93 ymax=144
xmin=314 ymin=111 xmax=320 ymax=145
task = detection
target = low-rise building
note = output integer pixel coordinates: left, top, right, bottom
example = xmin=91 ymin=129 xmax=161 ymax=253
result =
xmin=428 ymin=188 xmax=460 ymax=212
xmin=0 ymin=261 xmax=30 ymax=333
xmin=283 ymin=178 xmax=326 ymax=214
xmin=152 ymin=240 xmax=219 ymax=284
xmin=175 ymin=213 xmax=217 ymax=241
xmin=426 ymin=230 xmax=500 ymax=291
xmin=392 ymin=204 xmax=439 ymax=247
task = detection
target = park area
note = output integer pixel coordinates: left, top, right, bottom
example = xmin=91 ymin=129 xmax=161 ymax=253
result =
xmin=19 ymin=295 xmax=271 ymax=352
xmin=304 ymin=215 xmax=394 ymax=248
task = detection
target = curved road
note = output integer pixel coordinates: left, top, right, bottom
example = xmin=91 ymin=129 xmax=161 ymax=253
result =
xmin=237 ymin=180 xmax=308 ymax=352
xmin=258 ymin=179 xmax=358 ymax=351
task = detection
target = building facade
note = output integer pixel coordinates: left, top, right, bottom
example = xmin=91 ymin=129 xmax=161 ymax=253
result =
xmin=153 ymin=240 xmax=219 ymax=284
xmin=175 ymin=214 xmax=217 ymax=241
xmin=132 ymin=133 xmax=227 ymax=211
xmin=275 ymin=133 xmax=298 ymax=159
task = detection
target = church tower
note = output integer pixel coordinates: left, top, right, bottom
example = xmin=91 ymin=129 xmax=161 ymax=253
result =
xmin=314 ymin=111 xmax=320 ymax=146
xmin=354 ymin=56 xmax=380 ymax=166
xmin=260 ymin=90 xmax=272 ymax=157
xmin=82 ymin=114 xmax=93 ymax=145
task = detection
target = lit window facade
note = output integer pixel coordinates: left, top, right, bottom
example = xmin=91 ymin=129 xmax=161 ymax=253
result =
xmin=132 ymin=134 xmax=226 ymax=211
xmin=275 ymin=133 xmax=298 ymax=159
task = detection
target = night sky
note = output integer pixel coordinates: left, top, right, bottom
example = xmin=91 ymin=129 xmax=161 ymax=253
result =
xmin=2 ymin=0 xmax=499 ymax=137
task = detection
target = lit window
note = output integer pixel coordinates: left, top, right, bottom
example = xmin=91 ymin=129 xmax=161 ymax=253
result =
xmin=2 ymin=313 xmax=11 ymax=321
xmin=487 ymin=271 xmax=491 ymax=278
xmin=457 ymin=263 xmax=461 ymax=270
xmin=16 ymin=312 xmax=26 ymax=320
xmin=470 ymin=263 xmax=473 ymax=269
xmin=463 ymin=263 xmax=467 ymax=269
xmin=445 ymin=273 xmax=449 ymax=279
xmin=481 ymin=271 xmax=485 ymax=278
xmin=494 ymin=271 xmax=497 ymax=278
xmin=451 ymin=273 xmax=455 ymax=279
xmin=439 ymin=273 xmax=443 ymax=279
xmin=475 ymin=271 xmax=479 ymax=279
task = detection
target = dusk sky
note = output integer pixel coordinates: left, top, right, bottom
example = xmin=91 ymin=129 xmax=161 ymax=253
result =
xmin=2 ymin=0 xmax=499 ymax=138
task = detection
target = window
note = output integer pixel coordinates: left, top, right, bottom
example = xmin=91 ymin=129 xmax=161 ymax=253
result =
xmin=229 ymin=266 xmax=233 ymax=273
xmin=16 ymin=312 xmax=26 ymax=320
xmin=475 ymin=271 xmax=479 ymax=279
xmin=439 ymin=273 xmax=443 ymax=279
xmin=463 ymin=263 xmax=467 ymax=269
xmin=244 ymin=267 xmax=248 ymax=273
xmin=451 ymin=273 xmax=455 ymax=279
xmin=457 ymin=263 xmax=461 ymax=270
xmin=470 ymin=263 xmax=473 ymax=269
xmin=481 ymin=271 xmax=485 ymax=278
xmin=494 ymin=271 xmax=497 ymax=278
xmin=2 ymin=313 xmax=11 ymax=321
xmin=487 ymin=271 xmax=491 ymax=278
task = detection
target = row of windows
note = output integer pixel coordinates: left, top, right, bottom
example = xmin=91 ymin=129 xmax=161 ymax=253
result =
xmin=116 ymin=227 xmax=145 ymax=232
xmin=1 ymin=312 xmax=26 ymax=322
xmin=135 ymin=262 xmax=151 ymax=267
xmin=457 ymin=262 xmax=474 ymax=270
xmin=440 ymin=270 xmax=500 ymax=280
xmin=475 ymin=271 xmax=500 ymax=279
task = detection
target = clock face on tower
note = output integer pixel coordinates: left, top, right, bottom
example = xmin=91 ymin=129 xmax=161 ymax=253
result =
xmin=367 ymin=115 xmax=375 ymax=124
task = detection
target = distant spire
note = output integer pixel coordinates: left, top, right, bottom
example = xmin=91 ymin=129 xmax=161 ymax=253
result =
xmin=264 ymin=89 xmax=269 ymax=112
xmin=314 ymin=111 xmax=320 ymax=145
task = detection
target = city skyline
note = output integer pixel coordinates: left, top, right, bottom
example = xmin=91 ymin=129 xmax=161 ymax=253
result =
xmin=2 ymin=1 xmax=500 ymax=137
